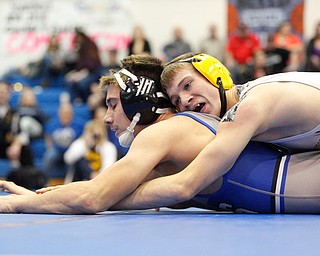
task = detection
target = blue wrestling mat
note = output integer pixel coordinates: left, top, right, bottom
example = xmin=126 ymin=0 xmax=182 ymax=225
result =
xmin=1 ymin=206 xmax=320 ymax=256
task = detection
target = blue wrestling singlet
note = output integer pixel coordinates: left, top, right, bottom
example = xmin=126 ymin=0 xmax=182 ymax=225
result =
xmin=176 ymin=112 xmax=288 ymax=213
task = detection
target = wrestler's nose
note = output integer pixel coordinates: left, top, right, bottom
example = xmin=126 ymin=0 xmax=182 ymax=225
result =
xmin=180 ymin=94 xmax=193 ymax=111
xmin=104 ymin=109 xmax=113 ymax=126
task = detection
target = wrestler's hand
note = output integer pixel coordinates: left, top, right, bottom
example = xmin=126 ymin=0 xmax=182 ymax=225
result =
xmin=0 ymin=180 xmax=35 ymax=195
xmin=36 ymin=185 xmax=64 ymax=194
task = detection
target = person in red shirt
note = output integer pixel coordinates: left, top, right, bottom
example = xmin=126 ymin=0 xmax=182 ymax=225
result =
xmin=225 ymin=22 xmax=261 ymax=83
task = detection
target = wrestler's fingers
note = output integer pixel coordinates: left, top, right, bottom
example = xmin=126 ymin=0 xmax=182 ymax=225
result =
xmin=0 ymin=180 xmax=35 ymax=195
xmin=36 ymin=185 xmax=63 ymax=194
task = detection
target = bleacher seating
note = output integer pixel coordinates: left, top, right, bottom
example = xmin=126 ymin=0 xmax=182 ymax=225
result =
xmin=0 ymin=159 xmax=11 ymax=179
xmin=0 ymin=87 xmax=91 ymax=180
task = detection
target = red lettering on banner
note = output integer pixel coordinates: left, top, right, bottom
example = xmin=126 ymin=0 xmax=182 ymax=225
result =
xmin=5 ymin=32 xmax=130 ymax=54
xmin=6 ymin=32 xmax=49 ymax=53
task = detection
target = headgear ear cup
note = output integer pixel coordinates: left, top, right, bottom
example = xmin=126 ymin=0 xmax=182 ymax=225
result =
xmin=191 ymin=53 xmax=233 ymax=90
xmin=179 ymin=53 xmax=233 ymax=117
xmin=114 ymin=68 xmax=174 ymax=125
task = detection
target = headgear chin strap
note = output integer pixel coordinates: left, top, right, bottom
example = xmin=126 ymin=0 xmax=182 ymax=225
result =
xmin=117 ymin=113 xmax=141 ymax=148
xmin=114 ymin=68 xmax=174 ymax=125
xmin=217 ymin=77 xmax=227 ymax=118
xmin=179 ymin=53 xmax=233 ymax=118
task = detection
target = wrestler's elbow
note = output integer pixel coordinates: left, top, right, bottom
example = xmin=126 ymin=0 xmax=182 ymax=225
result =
xmin=172 ymin=179 xmax=198 ymax=202
xmin=71 ymin=191 xmax=107 ymax=214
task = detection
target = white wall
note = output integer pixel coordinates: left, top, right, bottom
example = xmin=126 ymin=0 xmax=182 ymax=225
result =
xmin=129 ymin=0 xmax=227 ymax=58
xmin=130 ymin=0 xmax=320 ymax=58
xmin=304 ymin=0 xmax=320 ymax=40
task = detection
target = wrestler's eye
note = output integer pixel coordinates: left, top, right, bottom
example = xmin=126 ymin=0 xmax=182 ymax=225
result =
xmin=173 ymin=97 xmax=180 ymax=107
xmin=106 ymin=99 xmax=118 ymax=110
xmin=184 ymin=82 xmax=191 ymax=90
xmin=111 ymin=104 xmax=117 ymax=110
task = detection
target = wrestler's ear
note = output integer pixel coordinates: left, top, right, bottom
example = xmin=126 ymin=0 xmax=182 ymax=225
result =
xmin=180 ymin=53 xmax=233 ymax=90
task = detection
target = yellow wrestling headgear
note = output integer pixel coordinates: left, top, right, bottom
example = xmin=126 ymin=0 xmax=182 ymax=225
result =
xmin=179 ymin=53 xmax=233 ymax=118
xmin=179 ymin=53 xmax=233 ymax=90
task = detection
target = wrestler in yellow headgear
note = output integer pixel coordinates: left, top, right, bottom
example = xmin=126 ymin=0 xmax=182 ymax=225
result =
xmin=179 ymin=53 xmax=233 ymax=117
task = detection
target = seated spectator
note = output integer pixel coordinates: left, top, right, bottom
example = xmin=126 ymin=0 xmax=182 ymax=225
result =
xmin=87 ymin=82 xmax=105 ymax=115
xmin=163 ymin=26 xmax=192 ymax=62
xmin=39 ymin=34 xmax=67 ymax=87
xmin=42 ymin=102 xmax=84 ymax=181
xmin=128 ymin=25 xmax=152 ymax=56
xmin=264 ymin=33 xmax=291 ymax=74
xmin=104 ymin=49 xmax=121 ymax=73
xmin=1 ymin=35 xmax=66 ymax=88
xmin=0 ymin=81 xmax=13 ymax=161
xmin=1 ymin=60 xmax=43 ymax=87
xmin=0 ymin=82 xmax=34 ymax=168
xmin=64 ymin=28 xmax=103 ymax=104
xmin=199 ymin=23 xmax=225 ymax=62
xmin=241 ymin=50 xmax=268 ymax=81
xmin=64 ymin=119 xmax=117 ymax=182
xmin=305 ymin=22 xmax=320 ymax=72
xmin=87 ymin=49 xmax=121 ymax=115
xmin=244 ymin=34 xmax=292 ymax=80
xmin=8 ymin=86 xmax=48 ymax=165
xmin=272 ymin=21 xmax=305 ymax=71
xmin=0 ymin=82 xmax=46 ymax=189
xmin=225 ymin=22 xmax=261 ymax=84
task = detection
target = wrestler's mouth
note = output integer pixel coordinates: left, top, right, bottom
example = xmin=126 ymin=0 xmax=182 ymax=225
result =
xmin=111 ymin=127 xmax=120 ymax=137
xmin=194 ymin=103 xmax=205 ymax=112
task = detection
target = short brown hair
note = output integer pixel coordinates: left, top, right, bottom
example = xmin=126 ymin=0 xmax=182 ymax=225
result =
xmin=161 ymin=52 xmax=197 ymax=91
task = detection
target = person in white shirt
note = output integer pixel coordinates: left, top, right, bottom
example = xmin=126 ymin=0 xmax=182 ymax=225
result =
xmin=64 ymin=119 xmax=117 ymax=182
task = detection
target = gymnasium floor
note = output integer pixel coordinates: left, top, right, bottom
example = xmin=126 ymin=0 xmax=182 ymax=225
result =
xmin=1 ymin=192 xmax=320 ymax=256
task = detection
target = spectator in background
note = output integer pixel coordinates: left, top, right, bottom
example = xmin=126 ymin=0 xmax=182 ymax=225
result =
xmin=241 ymin=50 xmax=268 ymax=81
xmin=39 ymin=34 xmax=66 ymax=87
xmin=225 ymin=22 xmax=261 ymax=84
xmin=272 ymin=21 xmax=305 ymax=71
xmin=87 ymin=49 xmax=121 ymax=115
xmin=0 ymin=82 xmax=34 ymax=168
xmin=9 ymin=86 xmax=48 ymax=165
xmin=42 ymin=102 xmax=84 ymax=181
xmin=163 ymin=26 xmax=192 ymax=62
xmin=1 ymin=34 xmax=66 ymax=88
xmin=1 ymin=59 xmax=43 ymax=88
xmin=64 ymin=119 xmax=117 ymax=182
xmin=64 ymin=28 xmax=103 ymax=104
xmin=244 ymin=33 xmax=292 ymax=81
xmin=0 ymin=81 xmax=15 ymax=162
xmin=199 ymin=24 xmax=225 ymax=62
xmin=305 ymin=22 xmax=320 ymax=72
xmin=86 ymin=81 xmax=105 ymax=115
xmin=128 ymin=25 xmax=152 ymax=56
xmin=104 ymin=49 xmax=121 ymax=73
xmin=0 ymin=82 xmax=47 ymax=189
xmin=263 ymin=33 xmax=290 ymax=74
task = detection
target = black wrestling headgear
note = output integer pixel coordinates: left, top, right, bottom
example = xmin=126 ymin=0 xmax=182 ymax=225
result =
xmin=114 ymin=68 xmax=173 ymax=125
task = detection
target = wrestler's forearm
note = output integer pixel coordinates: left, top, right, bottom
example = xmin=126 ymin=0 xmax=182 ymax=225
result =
xmin=111 ymin=143 xmax=237 ymax=210
xmin=110 ymin=174 xmax=188 ymax=210
xmin=0 ymin=181 xmax=100 ymax=214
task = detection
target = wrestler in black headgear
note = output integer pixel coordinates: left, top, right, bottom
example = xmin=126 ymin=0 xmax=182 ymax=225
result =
xmin=114 ymin=68 xmax=173 ymax=125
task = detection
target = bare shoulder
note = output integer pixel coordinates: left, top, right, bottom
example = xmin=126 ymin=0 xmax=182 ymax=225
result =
xmin=132 ymin=114 xmax=215 ymax=161
xmin=136 ymin=115 xmax=213 ymax=143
